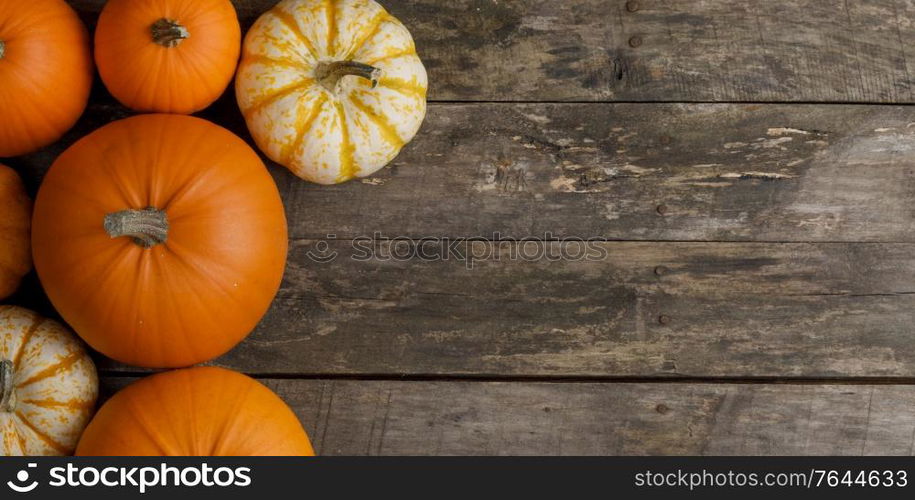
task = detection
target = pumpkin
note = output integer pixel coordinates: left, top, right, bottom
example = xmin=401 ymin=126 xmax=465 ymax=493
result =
xmin=94 ymin=0 xmax=241 ymax=114
xmin=236 ymin=0 xmax=428 ymax=184
xmin=31 ymin=114 xmax=288 ymax=368
xmin=0 ymin=165 xmax=31 ymax=300
xmin=77 ymin=367 xmax=314 ymax=456
xmin=0 ymin=306 xmax=98 ymax=456
xmin=0 ymin=0 xmax=92 ymax=157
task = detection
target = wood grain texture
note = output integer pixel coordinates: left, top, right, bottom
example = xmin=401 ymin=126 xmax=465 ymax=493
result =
xmin=271 ymin=103 xmax=915 ymax=242
xmin=69 ymin=0 xmax=915 ymax=102
xmin=14 ymin=101 xmax=915 ymax=242
xmin=78 ymin=241 xmax=914 ymax=377
xmin=101 ymin=377 xmax=915 ymax=455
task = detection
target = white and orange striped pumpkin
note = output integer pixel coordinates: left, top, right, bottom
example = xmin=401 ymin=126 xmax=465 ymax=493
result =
xmin=0 ymin=306 xmax=97 ymax=456
xmin=236 ymin=0 xmax=427 ymax=184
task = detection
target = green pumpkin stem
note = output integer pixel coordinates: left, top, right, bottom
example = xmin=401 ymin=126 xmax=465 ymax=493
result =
xmin=315 ymin=60 xmax=382 ymax=91
xmin=151 ymin=18 xmax=190 ymax=48
xmin=0 ymin=360 xmax=13 ymax=412
xmin=104 ymin=207 xmax=169 ymax=248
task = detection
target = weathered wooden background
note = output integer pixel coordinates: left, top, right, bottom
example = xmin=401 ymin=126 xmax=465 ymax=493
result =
xmin=8 ymin=0 xmax=915 ymax=455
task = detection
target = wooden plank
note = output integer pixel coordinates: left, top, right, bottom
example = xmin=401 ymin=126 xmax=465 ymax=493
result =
xmin=100 ymin=377 xmax=915 ymax=455
xmin=269 ymin=103 xmax=915 ymax=242
xmin=69 ymin=0 xmax=915 ymax=102
xmin=14 ymin=102 xmax=915 ymax=242
xmin=79 ymin=241 xmax=915 ymax=377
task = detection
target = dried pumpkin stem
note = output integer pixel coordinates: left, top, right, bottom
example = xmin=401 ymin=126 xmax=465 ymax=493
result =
xmin=0 ymin=41 xmax=5 ymax=60
xmin=104 ymin=207 xmax=169 ymax=248
xmin=315 ymin=60 xmax=382 ymax=91
xmin=151 ymin=18 xmax=189 ymax=48
xmin=0 ymin=360 xmax=13 ymax=412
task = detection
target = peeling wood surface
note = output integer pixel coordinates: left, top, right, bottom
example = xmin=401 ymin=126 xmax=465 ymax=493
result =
xmin=278 ymin=103 xmax=915 ymax=242
xmin=100 ymin=378 xmax=915 ymax=455
xmin=70 ymin=0 xmax=915 ymax=102
xmin=7 ymin=0 xmax=915 ymax=455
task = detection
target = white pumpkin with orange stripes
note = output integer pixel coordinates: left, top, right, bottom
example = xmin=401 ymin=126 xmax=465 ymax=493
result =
xmin=236 ymin=0 xmax=427 ymax=184
xmin=0 ymin=306 xmax=97 ymax=456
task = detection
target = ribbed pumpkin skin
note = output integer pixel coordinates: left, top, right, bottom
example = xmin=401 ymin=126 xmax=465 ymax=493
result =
xmin=0 ymin=165 xmax=30 ymax=300
xmin=95 ymin=0 xmax=241 ymax=114
xmin=0 ymin=306 xmax=98 ymax=456
xmin=77 ymin=367 xmax=314 ymax=456
xmin=31 ymin=115 xmax=288 ymax=368
xmin=0 ymin=0 xmax=92 ymax=156
xmin=236 ymin=0 xmax=427 ymax=184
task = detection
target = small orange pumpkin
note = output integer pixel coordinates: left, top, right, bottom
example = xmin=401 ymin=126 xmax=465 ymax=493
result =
xmin=0 ymin=0 xmax=92 ymax=156
xmin=0 ymin=164 xmax=31 ymax=300
xmin=76 ymin=367 xmax=314 ymax=456
xmin=32 ymin=114 xmax=287 ymax=368
xmin=94 ymin=0 xmax=241 ymax=114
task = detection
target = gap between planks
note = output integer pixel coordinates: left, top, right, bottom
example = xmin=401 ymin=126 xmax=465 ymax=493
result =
xmin=96 ymin=371 xmax=915 ymax=386
xmin=425 ymin=100 xmax=915 ymax=106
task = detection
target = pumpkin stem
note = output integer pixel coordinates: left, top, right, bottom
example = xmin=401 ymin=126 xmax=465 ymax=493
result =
xmin=0 ymin=360 xmax=13 ymax=412
xmin=0 ymin=41 xmax=5 ymax=60
xmin=104 ymin=207 xmax=169 ymax=248
xmin=151 ymin=18 xmax=190 ymax=48
xmin=315 ymin=60 xmax=382 ymax=91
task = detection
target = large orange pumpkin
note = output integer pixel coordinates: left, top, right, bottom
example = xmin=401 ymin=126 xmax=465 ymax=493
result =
xmin=94 ymin=0 xmax=241 ymax=114
xmin=0 ymin=165 xmax=30 ymax=300
xmin=0 ymin=0 xmax=92 ymax=157
xmin=76 ymin=367 xmax=314 ymax=456
xmin=31 ymin=114 xmax=288 ymax=368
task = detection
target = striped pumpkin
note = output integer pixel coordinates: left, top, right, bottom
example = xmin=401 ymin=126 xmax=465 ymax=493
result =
xmin=0 ymin=306 xmax=97 ymax=456
xmin=236 ymin=0 xmax=427 ymax=184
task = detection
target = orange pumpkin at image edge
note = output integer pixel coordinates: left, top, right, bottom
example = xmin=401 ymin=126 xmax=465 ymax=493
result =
xmin=31 ymin=114 xmax=288 ymax=368
xmin=0 ymin=0 xmax=92 ymax=156
xmin=94 ymin=0 xmax=241 ymax=114
xmin=77 ymin=367 xmax=314 ymax=456
xmin=0 ymin=165 xmax=31 ymax=300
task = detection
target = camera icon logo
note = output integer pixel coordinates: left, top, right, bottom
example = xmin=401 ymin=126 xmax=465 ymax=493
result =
xmin=7 ymin=463 xmax=38 ymax=493
xmin=305 ymin=235 xmax=339 ymax=263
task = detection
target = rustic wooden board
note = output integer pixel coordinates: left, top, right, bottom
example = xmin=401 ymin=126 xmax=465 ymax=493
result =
xmin=14 ymin=101 xmax=915 ymax=242
xmin=101 ymin=377 xmax=915 ymax=455
xmin=269 ymin=103 xmax=915 ymax=242
xmin=60 ymin=241 xmax=907 ymax=377
xmin=69 ymin=0 xmax=915 ymax=102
